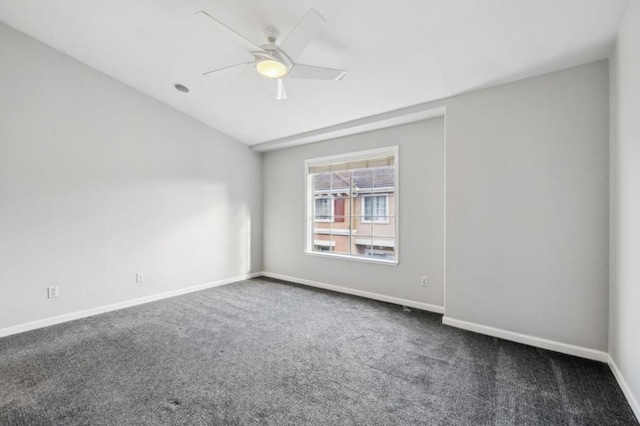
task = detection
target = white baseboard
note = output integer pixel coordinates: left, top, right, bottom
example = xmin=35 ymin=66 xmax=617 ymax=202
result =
xmin=442 ymin=316 xmax=609 ymax=362
xmin=260 ymin=271 xmax=444 ymax=314
xmin=608 ymin=356 xmax=640 ymax=421
xmin=0 ymin=272 xmax=261 ymax=338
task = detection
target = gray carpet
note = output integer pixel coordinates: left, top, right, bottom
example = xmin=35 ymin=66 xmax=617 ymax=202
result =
xmin=0 ymin=277 xmax=637 ymax=426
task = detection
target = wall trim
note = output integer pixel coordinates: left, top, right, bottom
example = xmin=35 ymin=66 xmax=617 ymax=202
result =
xmin=260 ymin=271 xmax=444 ymax=314
xmin=608 ymin=355 xmax=640 ymax=421
xmin=0 ymin=272 xmax=261 ymax=338
xmin=442 ymin=316 xmax=609 ymax=362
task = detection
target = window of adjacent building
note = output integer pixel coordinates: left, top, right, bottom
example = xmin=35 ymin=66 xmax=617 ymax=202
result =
xmin=362 ymin=195 xmax=389 ymax=223
xmin=305 ymin=146 xmax=398 ymax=264
xmin=314 ymin=198 xmax=333 ymax=222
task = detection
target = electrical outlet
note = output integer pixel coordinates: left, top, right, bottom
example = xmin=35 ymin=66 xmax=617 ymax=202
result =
xmin=420 ymin=276 xmax=428 ymax=287
xmin=136 ymin=272 xmax=144 ymax=283
xmin=47 ymin=286 xmax=59 ymax=298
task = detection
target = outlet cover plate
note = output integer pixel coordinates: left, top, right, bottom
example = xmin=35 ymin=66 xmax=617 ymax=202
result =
xmin=47 ymin=286 xmax=59 ymax=298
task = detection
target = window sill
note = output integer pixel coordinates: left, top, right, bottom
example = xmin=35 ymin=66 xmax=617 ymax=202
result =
xmin=304 ymin=250 xmax=398 ymax=266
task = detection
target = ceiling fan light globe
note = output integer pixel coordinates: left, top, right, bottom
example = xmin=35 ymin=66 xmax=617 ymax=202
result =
xmin=256 ymin=60 xmax=287 ymax=78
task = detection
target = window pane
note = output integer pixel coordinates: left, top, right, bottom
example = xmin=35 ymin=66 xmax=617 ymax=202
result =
xmin=312 ymin=234 xmax=334 ymax=252
xmin=331 ymin=171 xmax=350 ymax=195
xmin=373 ymin=166 xmax=395 ymax=189
xmin=353 ymin=194 xmax=368 ymax=220
xmin=369 ymin=215 xmax=395 ymax=260
xmin=312 ymin=172 xmax=332 ymax=195
xmin=365 ymin=245 xmax=395 ymax=260
xmin=333 ymin=197 xmax=347 ymax=224
xmin=330 ymin=231 xmax=351 ymax=255
xmin=351 ymin=169 xmax=373 ymax=196
xmin=332 ymin=171 xmax=350 ymax=226
xmin=353 ymin=238 xmax=372 ymax=257
xmin=332 ymin=200 xmax=350 ymax=253
xmin=372 ymin=196 xmax=387 ymax=221
xmin=373 ymin=217 xmax=395 ymax=238
xmin=363 ymin=196 xmax=373 ymax=220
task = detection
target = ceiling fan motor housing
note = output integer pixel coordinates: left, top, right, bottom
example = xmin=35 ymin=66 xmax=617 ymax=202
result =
xmin=253 ymin=48 xmax=293 ymax=77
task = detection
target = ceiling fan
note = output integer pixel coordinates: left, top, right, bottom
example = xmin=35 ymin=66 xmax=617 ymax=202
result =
xmin=197 ymin=9 xmax=346 ymax=100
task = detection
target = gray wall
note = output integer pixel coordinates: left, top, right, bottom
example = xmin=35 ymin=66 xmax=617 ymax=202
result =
xmin=610 ymin=0 xmax=640 ymax=412
xmin=445 ymin=60 xmax=610 ymax=351
xmin=0 ymin=22 xmax=262 ymax=330
xmin=263 ymin=60 xmax=610 ymax=353
xmin=263 ymin=118 xmax=445 ymax=308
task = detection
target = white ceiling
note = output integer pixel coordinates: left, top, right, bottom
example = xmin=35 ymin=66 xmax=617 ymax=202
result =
xmin=0 ymin=0 xmax=628 ymax=146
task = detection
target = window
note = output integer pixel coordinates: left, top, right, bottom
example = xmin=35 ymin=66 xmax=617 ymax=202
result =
xmin=362 ymin=196 xmax=389 ymax=223
xmin=305 ymin=146 xmax=398 ymax=264
xmin=314 ymin=198 xmax=333 ymax=222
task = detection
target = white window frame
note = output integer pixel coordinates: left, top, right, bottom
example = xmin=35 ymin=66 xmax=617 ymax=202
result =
xmin=304 ymin=146 xmax=399 ymax=265
xmin=360 ymin=195 xmax=390 ymax=224
xmin=313 ymin=197 xmax=334 ymax=222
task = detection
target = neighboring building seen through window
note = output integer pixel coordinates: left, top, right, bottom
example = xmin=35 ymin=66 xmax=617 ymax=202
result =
xmin=305 ymin=147 xmax=397 ymax=263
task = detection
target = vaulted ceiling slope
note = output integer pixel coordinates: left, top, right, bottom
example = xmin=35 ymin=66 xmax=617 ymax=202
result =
xmin=0 ymin=0 xmax=628 ymax=146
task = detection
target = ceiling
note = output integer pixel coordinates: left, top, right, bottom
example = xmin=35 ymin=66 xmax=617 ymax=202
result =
xmin=0 ymin=0 xmax=628 ymax=147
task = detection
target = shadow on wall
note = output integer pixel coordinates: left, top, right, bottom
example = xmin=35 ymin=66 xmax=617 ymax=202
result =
xmin=180 ymin=180 xmax=253 ymax=279
xmin=156 ymin=179 xmax=254 ymax=281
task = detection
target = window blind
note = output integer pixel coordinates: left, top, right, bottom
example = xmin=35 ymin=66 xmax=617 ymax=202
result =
xmin=307 ymin=155 xmax=394 ymax=174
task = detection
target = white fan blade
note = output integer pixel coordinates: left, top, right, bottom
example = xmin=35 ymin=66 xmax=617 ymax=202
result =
xmin=276 ymin=78 xmax=287 ymax=100
xmin=196 ymin=11 xmax=262 ymax=53
xmin=279 ymin=9 xmax=325 ymax=61
xmin=288 ymin=64 xmax=346 ymax=81
xmin=203 ymin=61 xmax=254 ymax=76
